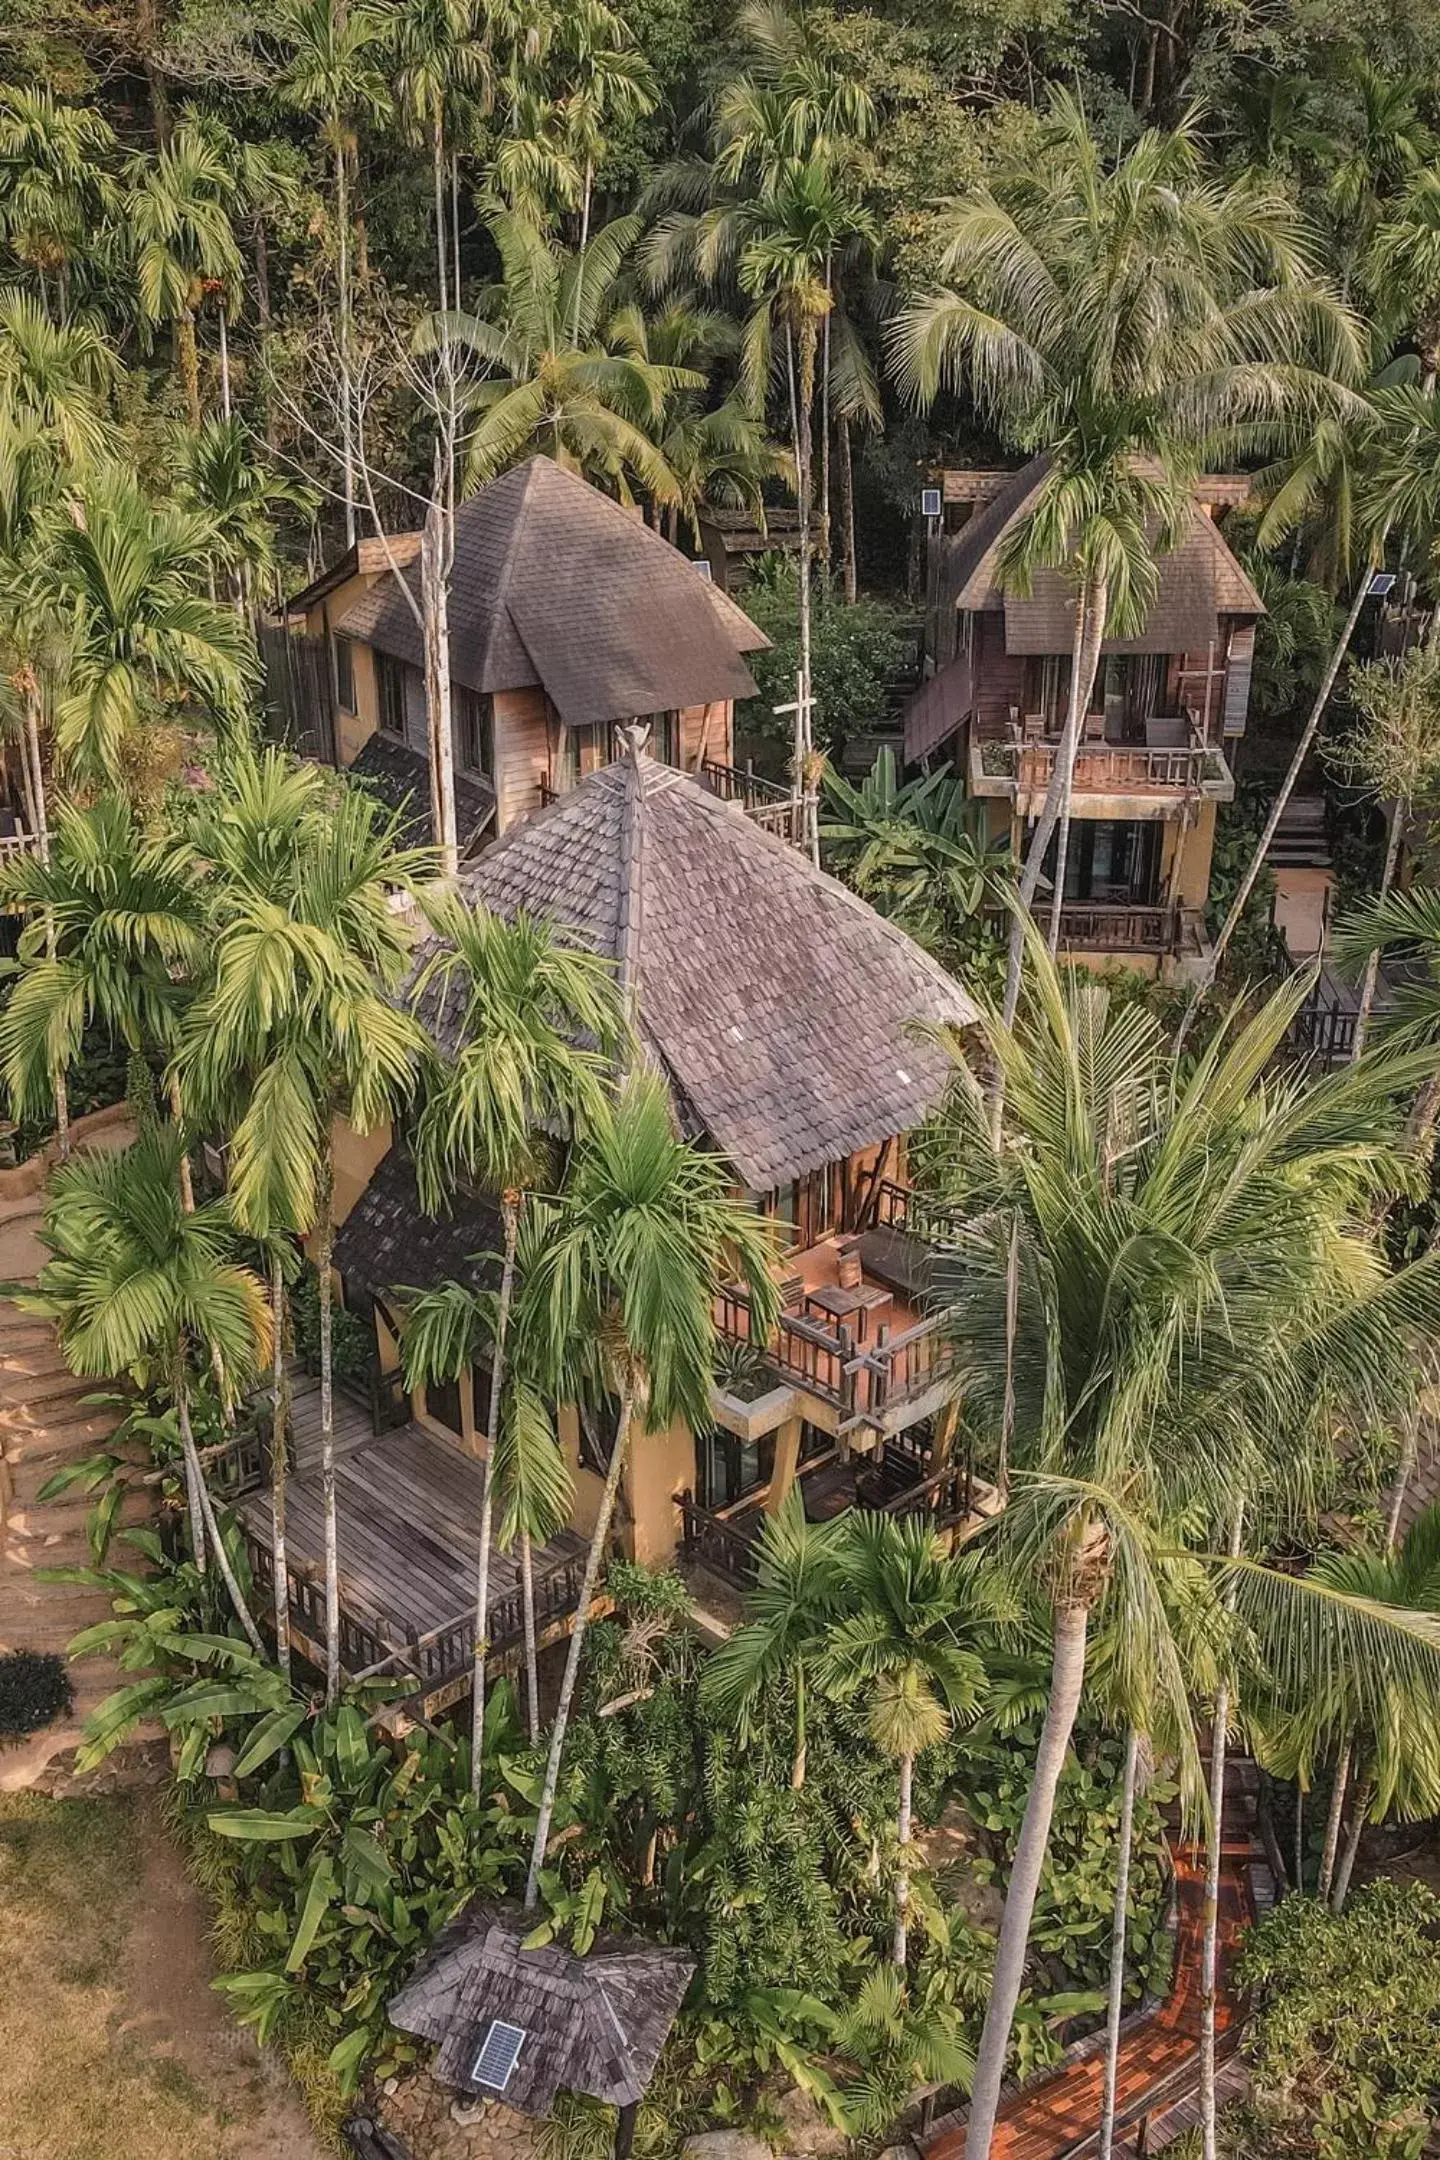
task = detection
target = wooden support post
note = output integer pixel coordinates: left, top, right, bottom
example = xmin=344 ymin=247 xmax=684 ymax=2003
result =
xmin=614 ymin=2103 xmax=639 ymax=2159
xmin=765 ymin=1416 xmax=804 ymax=1515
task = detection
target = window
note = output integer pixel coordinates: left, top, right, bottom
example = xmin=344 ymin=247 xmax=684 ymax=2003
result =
xmin=333 ymin=635 xmax=355 ymax=714
xmin=427 ymin=1374 xmax=464 ymax=1437
xmin=376 ymin=652 xmax=407 ymax=739
xmin=697 ymin=1428 xmax=776 ymax=1511
xmin=454 ymin=686 xmax=493 ymax=777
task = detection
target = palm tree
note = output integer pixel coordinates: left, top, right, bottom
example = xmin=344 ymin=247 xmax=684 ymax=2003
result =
xmin=277 ymin=0 xmax=392 ymax=544
xmin=28 ymin=461 xmax=253 ymax=788
xmin=888 ymin=92 xmax=1365 ymax=1026
xmin=0 ymin=288 xmax=116 ymax=463
xmin=406 ymin=888 xmax=622 ymax=1786
xmin=128 ymin=127 xmax=244 ymax=430
xmin=0 ymin=88 xmax=119 ymax=320
xmin=173 ymin=414 xmax=316 ymax=614
xmin=177 ymin=779 xmax=433 ymax=1700
xmin=701 ymin=1489 xmax=846 ymax=1788
xmin=920 ymin=942 xmax=1440 ymax=2160
xmin=395 ymin=0 xmax=492 ymax=319
xmin=559 ymin=0 xmax=655 ymax=265
xmin=0 ymin=794 xmax=204 ymax=1161
xmin=818 ymin=1511 xmax=995 ymax=1966
xmin=23 ymin=1128 xmax=271 ymax=1645
xmin=438 ymin=206 xmax=697 ymax=500
xmin=519 ymin=1070 xmax=780 ymax=1908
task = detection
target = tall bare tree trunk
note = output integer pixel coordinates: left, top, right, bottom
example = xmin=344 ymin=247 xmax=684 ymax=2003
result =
xmin=793 ymin=317 xmax=820 ymax=868
xmin=1331 ymin=1777 xmax=1372 ymax=1913
xmin=179 ymin=1371 xmax=264 ymax=1652
xmin=167 ymin=1072 xmax=195 ymax=1213
xmin=422 ymin=482 xmax=459 ymax=878
xmin=1003 ymin=579 xmax=1102 ymax=1028
xmin=334 ymin=140 xmax=356 ymax=547
xmin=1179 ymin=558 xmax=1380 ymax=1052
xmin=177 ymin=306 xmax=202 ymax=429
xmin=1099 ymin=1724 xmax=1141 ymax=2160
xmin=1352 ymin=793 xmax=1405 ymax=1057
xmin=524 ymin=1378 xmax=635 ymax=1910
xmin=22 ymin=680 xmax=67 ymax=1160
xmin=470 ymin=1193 xmax=519 ymax=1795
xmin=1201 ymin=1499 xmax=1245 ymax=2160
xmin=519 ymin=1527 xmax=540 ymax=1745
xmin=270 ymin=1250 xmax=291 ymax=1682
xmin=1317 ymin=1739 xmax=1350 ymax=1903
xmin=1048 ymin=577 xmax=1108 ymax=953
xmin=316 ymin=1145 xmax=341 ymax=1703
xmin=837 ymin=413 xmax=857 ymax=606
xmin=893 ymin=1748 xmax=914 ymax=1967
xmin=965 ymin=1601 xmax=1090 ymax=2160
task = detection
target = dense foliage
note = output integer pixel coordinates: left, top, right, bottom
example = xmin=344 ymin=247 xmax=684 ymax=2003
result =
xmin=0 ymin=1648 xmax=72 ymax=1740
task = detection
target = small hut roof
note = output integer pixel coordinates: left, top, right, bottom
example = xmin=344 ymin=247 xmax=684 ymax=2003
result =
xmin=347 ymin=733 xmax=496 ymax=854
xmin=388 ymin=1903 xmax=695 ymax=2114
xmin=333 ymin=1147 xmax=501 ymax=1302
xmin=433 ymin=736 xmax=978 ymax=1191
xmin=938 ymin=456 xmax=1265 ymax=654
xmin=335 ymin=457 xmax=768 ymax=728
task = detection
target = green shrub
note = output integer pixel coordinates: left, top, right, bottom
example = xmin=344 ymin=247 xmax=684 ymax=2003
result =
xmin=0 ymin=1650 xmax=73 ymax=1742
xmin=289 ymin=1265 xmax=377 ymax=1391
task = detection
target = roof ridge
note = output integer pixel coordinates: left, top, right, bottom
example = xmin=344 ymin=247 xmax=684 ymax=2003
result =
xmin=474 ymin=458 xmax=541 ymax=686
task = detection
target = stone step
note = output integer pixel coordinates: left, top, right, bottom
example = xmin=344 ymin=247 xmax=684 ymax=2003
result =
xmin=0 ymin=1366 xmax=95 ymax=1412
xmin=0 ymin=1413 xmax=125 ymax=1467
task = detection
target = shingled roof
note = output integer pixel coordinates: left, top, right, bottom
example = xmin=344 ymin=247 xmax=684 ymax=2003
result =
xmin=347 ymin=732 xmax=496 ymax=854
xmin=388 ymin=1902 xmax=694 ymax=2115
xmin=333 ymin=1147 xmax=502 ymax=1302
xmin=434 ymin=735 xmax=978 ymax=1192
xmin=937 ymin=456 xmax=1266 ymax=655
xmin=335 ymin=457 xmax=768 ymax=730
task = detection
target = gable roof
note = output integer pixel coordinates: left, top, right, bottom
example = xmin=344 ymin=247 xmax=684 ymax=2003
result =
xmin=437 ymin=736 xmax=978 ymax=1191
xmin=347 ymin=732 xmax=496 ymax=854
xmin=389 ymin=1902 xmax=694 ymax=2115
xmin=333 ymin=1146 xmax=502 ymax=1303
xmin=333 ymin=457 xmax=768 ymax=729
xmin=938 ymin=456 xmax=1266 ymax=655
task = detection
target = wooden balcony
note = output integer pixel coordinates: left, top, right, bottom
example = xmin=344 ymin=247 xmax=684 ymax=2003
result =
xmin=699 ymin=758 xmax=807 ymax=847
xmin=224 ymin=1373 xmax=595 ymax=1714
xmin=970 ymin=722 xmax=1235 ymax=815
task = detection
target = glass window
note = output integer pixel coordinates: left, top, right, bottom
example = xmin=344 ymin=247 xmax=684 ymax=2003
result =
xmin=377 ymin=652 xmax=406 ymax=738
xmin=333 ymin=635 xmax=355 ymax=714
xmin=454 ymin=687 xmax=493 ymax=777
xmin=697 ymin=1428 xmax=775 ymax=1510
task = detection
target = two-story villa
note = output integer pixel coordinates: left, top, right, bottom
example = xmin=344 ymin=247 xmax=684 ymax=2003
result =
xmin=232 ymin=736 xmax=991 ymax=1711
xmin=274 ymin=454 xmax=772 ymax=853
xmin=908 ymin=460 xmax=1264 ymax=978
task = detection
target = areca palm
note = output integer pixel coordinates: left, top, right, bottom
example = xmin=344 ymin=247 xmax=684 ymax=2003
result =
xmin=407 ymin=887 xmax=622 ymax=1784
xmin=128 ymin=127 xmax=244 ymax=430
xmin=818 ymin=1512 xmax=996 ymax=1967
xmin=0 ymin=88 xmax=119 ymax=320
xmin=0 ymin=289 xmax=116 ymax=464
xmin=177 ymin=776 xmax=434 ymax=1699
xmin=701 ymin=1489 xmax=847 ymax=1789
xmin=173 ymin=414 xmax=316 ymax=611
xmin=888 ymin=92 xmax=1364 ymax=1025
xmin=23 ymin=1129 xmax=270 ymax=1647
xmin=439 ymin=206 xmax=697 ymax=499
xmin=27 ymin=463 xmax=253 ymax=788
xmin=920 ymin=943 xmax=1440 ymax=2160
xmin=518 ymin=1070 xmax=780 ymax=1908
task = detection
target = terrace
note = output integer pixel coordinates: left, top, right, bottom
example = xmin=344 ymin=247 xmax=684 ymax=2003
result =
xmin=970 ymin=715 xmax=1235 ymax=817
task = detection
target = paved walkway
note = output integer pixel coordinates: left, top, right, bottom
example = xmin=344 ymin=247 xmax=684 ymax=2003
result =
xmin=923 ymin=1841 xmax=1254 ymax=2160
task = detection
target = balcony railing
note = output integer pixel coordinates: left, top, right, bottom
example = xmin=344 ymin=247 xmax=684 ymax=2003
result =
xmin=972 ymin=724 xmax=1233 ymax=806
xmin=872 ymin=1177 xmax=967 ymax=1248
xmin=700 ymin=758 xmax=808 ymax=847
xmin=716 ymin=1279 xmax=958 ymax=1430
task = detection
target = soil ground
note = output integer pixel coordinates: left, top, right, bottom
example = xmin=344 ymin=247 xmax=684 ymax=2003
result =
xmin=0 ymin=1786 xmax=329 ymax=2160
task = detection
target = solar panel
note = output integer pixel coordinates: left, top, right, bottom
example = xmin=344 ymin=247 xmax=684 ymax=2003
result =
xmin=472 ymin=2019 xmax=526 ymax=2091
xmin=920 ymin=486 xmax=943 ymax=519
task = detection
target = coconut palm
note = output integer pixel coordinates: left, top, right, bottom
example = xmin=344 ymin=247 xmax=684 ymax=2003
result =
xmin=701 ymin=1489 xmax=847 ymax=1789
xmin=128 ymin=126 xmax=244 ymax=430
xmin=23 ymin=1129 xmax=270 ymax=1646
xmin=0 ymin=88 xmax=119 ymax=320
xmin=406 ymin=888 xmax=622 ymax=1784
xmin=0 ymin=794 xmax=204 ymax=1156
xmin=277 ymin=0 xmax=392 ymax=543
xmin=177 ymin=778 xmax=433 ymax=1700
xmin=920 ymin=941 xmax=1440 ymax=2160
xmin=519 ymin=1070 xmax=780 ymax=1908
xmin=0 ymin=288 xmax=116 ymax=464
xmin=818 ymin=1511 xmax=996 ymax=1966
xmin=27 ymin=461 xmax=253 ymax=788
xmin=437 ymin=206 xmax=698 ymax=500
xmin=888 ymin=92 xmax=1364 ymax=1025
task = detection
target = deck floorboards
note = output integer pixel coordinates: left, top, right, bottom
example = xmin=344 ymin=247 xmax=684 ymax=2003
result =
xmin=238 ymin=1376 xmax=584 ymax=1648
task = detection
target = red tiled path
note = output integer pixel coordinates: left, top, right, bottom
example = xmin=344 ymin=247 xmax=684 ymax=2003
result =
xmin=923 ymin=1840 xmax=1254 ymax=2160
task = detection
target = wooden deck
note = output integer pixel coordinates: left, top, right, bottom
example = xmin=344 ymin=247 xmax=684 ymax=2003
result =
xmin=235 ymin=1375 xmax=588 ymax=1708
xmin=923 ymin=1841 xmax=1255 ymax=2160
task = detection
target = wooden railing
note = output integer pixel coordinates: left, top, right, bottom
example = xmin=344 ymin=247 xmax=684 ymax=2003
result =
xmin=716 ymin=1283 xmax=853 ymax=1408
xmin=678 ymin=1492 xmax=761 ymax=1583
xmin=1287 ymin=993 xmax=1356 ymax=1068
xmin=846 ymin=1311 xmax=957 ymax=1426
xmin=1054 ymin=902 xmax=1185 ymax=953
xmin=879 ymin=1458 xmax=974 ymax=1528
xmin=717 ymin=1281 xmax=958 ymax=1430
xmin=1018 ymin=738 xmax=1212 ymax=794
xmin=872 ymin=1177 xmax=966 ymax=1248
xmin=699 ymin=759 xmax=807 ymax=848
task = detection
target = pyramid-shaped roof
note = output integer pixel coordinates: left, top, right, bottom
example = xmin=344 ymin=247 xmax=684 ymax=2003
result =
xmin=431 ymin=735 xmax=978 ymax=1191
xmin=337 ymin=456 xmax=768 ymax=729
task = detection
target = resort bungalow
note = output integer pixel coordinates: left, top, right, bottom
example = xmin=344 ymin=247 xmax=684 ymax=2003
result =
xmin=235 ymin=734 xmax=990 ymax=1711
xmin=909 ymin=460 xmax=1263 ymax=980
xmin=273 ymin=454 xmax=771 ymax=853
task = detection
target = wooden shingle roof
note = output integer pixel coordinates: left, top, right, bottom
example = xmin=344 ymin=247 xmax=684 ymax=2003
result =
xmin=940 ymin=456 xmax=1265 ymax=655
xmin=388 ymin=1903 xmax=694 ymax=2114
xmin=347 ymin=733 xmax=495 ymax=854
xmin=444 ymin=735 xmax=979 ymax=1192
xmin=335 ymin=457 xmax=768 ymax=728
xmin=333 ymin=1147 xmax=501 ymax=1302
